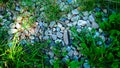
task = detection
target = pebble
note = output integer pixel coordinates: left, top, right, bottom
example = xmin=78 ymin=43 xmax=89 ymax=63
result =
xmin=67 ymin=13 xmax=72 ymax=19
xmin=67 ymin=23 xmax=73 ymax=27
xmin=15 ymin=23 xmax=21 ymax=29
xmin=92 ymin=22 xmax=99 ymax=29
xmin=72 ymin=9 xmax=79 ymax=15
xmin=43 ymin=36 xmax=49 ymax=40
xmin=51 ymin=35 xmax=57 ymax=40
xmin=77 ymin=29 xmax=81 ymax=33
xmin=29 ymin=36 xmax=35 ymax=40
xmin=8 ymin=29 xmax=18 ymax=34
xmin=56 ymin=27 xmax=61 ymax=32
xmin=83 ymin=60 xmax=90 ymax=68
xmin=63 ymin=30 xmax=69 ymax=45
xmin=9 ymin=23 xmax=16 ymax=28
xmin=83 ymin=11 xmax=89 ymax=16
xmin=49 ymin=21 xmax=56 ymax=28
xmin=68 ymin=50 xmax=74 ymax=57
xmin=71 ymin=15 xmax=80 ymax=21
xmin=48 ymin=51 xmax=54 ymax=58
xmin=66 ymin=46 xmax=71 ymax=52
xmin=89 ymin=14 xmax=95 ymax=23
xmin=77 ymin=20 xmax=87 ymax=26
xmin=57 ymin=32 xmax=63 ymax=38
xmin=57 ymin=23 xmax=63 ymax=28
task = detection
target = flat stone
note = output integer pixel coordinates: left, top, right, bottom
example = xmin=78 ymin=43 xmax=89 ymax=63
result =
xmin=57 ymin=32 xmax=63 ymax=38
xmin=49 ymin=21 xmax=56 ymax=28
xmin=63 ymin=30 xmax=69 ymax=45
xmin=72 ymin=9 xmax=79 ymax=15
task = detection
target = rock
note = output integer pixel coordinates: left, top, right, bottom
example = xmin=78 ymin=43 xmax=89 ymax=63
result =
xmin=66 ymin=46 xmax=71 ymax=52
xmin=73 ymin=56 xmax=79 ymax=61
xmin=29 ymin=36 xmax=35 ymax=40
xmin=15 ymin=23 xmax=21 ymax=29
xmin=8 ymin=29 xmax=18 ymax=34
xmin=97 ymin=41 xmax=102 ymax=45
xmin=71 ymin=15 xmax=80 ymax=21
xmin=16 ymin=6 xmax=20 ymax=11
xmin=55 ymin=39 xmax=62 ymax=43
xmin=61 ymin=27 xmax=65 ymax=31
xmin=67 ymin=23 xmax=73 ymax=27
xmin=9 ymin=23 xmax=16 ymax=28
xmin=88 ymin=27 xmax=92 ymax=31
xmin=83 ymin=16 xmax=88 ymax=20
xmin=43 ymin=36 xmax=49 ymax=40
xmin=67 ymin=13 xmax=72 ymax=19
xmin=51 ymin=35 xmax=57 ymax=40
xmin=49 ymin=59 xmax=54 ymax=65
xmin=83 ymin=60 xmax=90 ymax=68
xmin=68 ymin=50 xmax=74 ymax=57
xmin=59 ymin=2 xmax=65 ymax=11
xmin=57 ymin=23 xmax=62 ymax=28
xmin=57 ymin=32 xmax=63 ymax=38
xmin=83 ymin=11 xmax=89 ymax=16
xmin=67 ymin=0 xmax=72 ymax=3
xmin=99 ymin=29 xmax=103 ymax=33
xmin=103 ymin=9 xmax=107 ymax=14
xmin=73 ymin=21 xmax=77 ymax=26
xmin=89 ymin=14 xmax=95 ymax=23
xmin=56 ymin=27 xmax=61 ymax=32
xmin=53 ymin=28 xmax=56 ymax=32
xmin=92 ymin=22 xmax=99 ymax=29
xmin=16 ymin=16 xmax=22 ymax=23
xmin=74 ymin=51 xmax=79 ymax=56
xmin=77 ymin=20 xmax=87 ymax=26
xmin=48 ymin=51 xmax=54 ymax=58
xmin=60 ymin=18 xmax=67 ymax=22
xmin=0 ymin=15 xmax=3 ymax=19
xmin=49 ymin=21 xmax=56 ymax=28
xmin=72 ymin=9 xmax=79 ymax=15
xmin=63 ymin=30 xmax=69 ymax=45
xmin=77 ymin=29 xmax=81 ymax=33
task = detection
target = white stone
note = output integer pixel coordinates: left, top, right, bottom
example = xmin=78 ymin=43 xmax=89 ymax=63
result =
xmin=77 ymin=29 xmax=81 ymax=33
xmin=67 ymin=23 xmax=73 ymax=27
xmin=43 ymin=36 xmax=49 ymax=40
xmin=77 ymin=20 xmax=87 ymax=26
xmin=8 ymin=29 xmax=18 ymax=34
xmin=15 ymin=23 xmax=21 ymax=29
xmin=72 ymin=9 xmax=79 ymax=15
xmin=57 ymin=23 xmax=62 ymax=28
xmin=29 ymin=36 xmax=35 ymax=40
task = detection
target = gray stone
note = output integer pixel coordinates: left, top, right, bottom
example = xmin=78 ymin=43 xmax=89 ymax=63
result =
xmin=92 ymin=22 xmax=99 ymax=29
xmin=83 ymin=11 xmax=89 ymax=16
xmin=77 ymin=29 xmax=81 ymax=33
xmin=56 ymin=27 xmax=61 ymax=32
xmin=89 ymin=14 xmax=95 ymax=23
xmin=68 ymin=50 xmax=74 ymax=57
xmin=73 ymin=21 xmax=77 ymax=26
xmin=48 ymin=51 xmax=54 ymax=58
xmin=51 ymin=35 xmax=57 ymax=40
xmin=72 ymin=9 xmax=79 ymax=15
xmin=43 ymin=36 xmax=49 ymax=40
xmin=67 ymin=13 xmax=72 ymax=19
xmin=66 ymin=46 xmax=71 ymax=52
xmin=57 ymin=32 xmax=63 ymax=38
xmin=49 ymin=21 xmax=56 ymax=28
xmin=67 ymin=23 xmax=73 ymax=27
xmin=63 ymin=30 xmax=69 ymax=45
xmin=71 ymin=15 xmax=80 ymax=21
xmin=83 ymin=16 xmax=88 ymax=20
